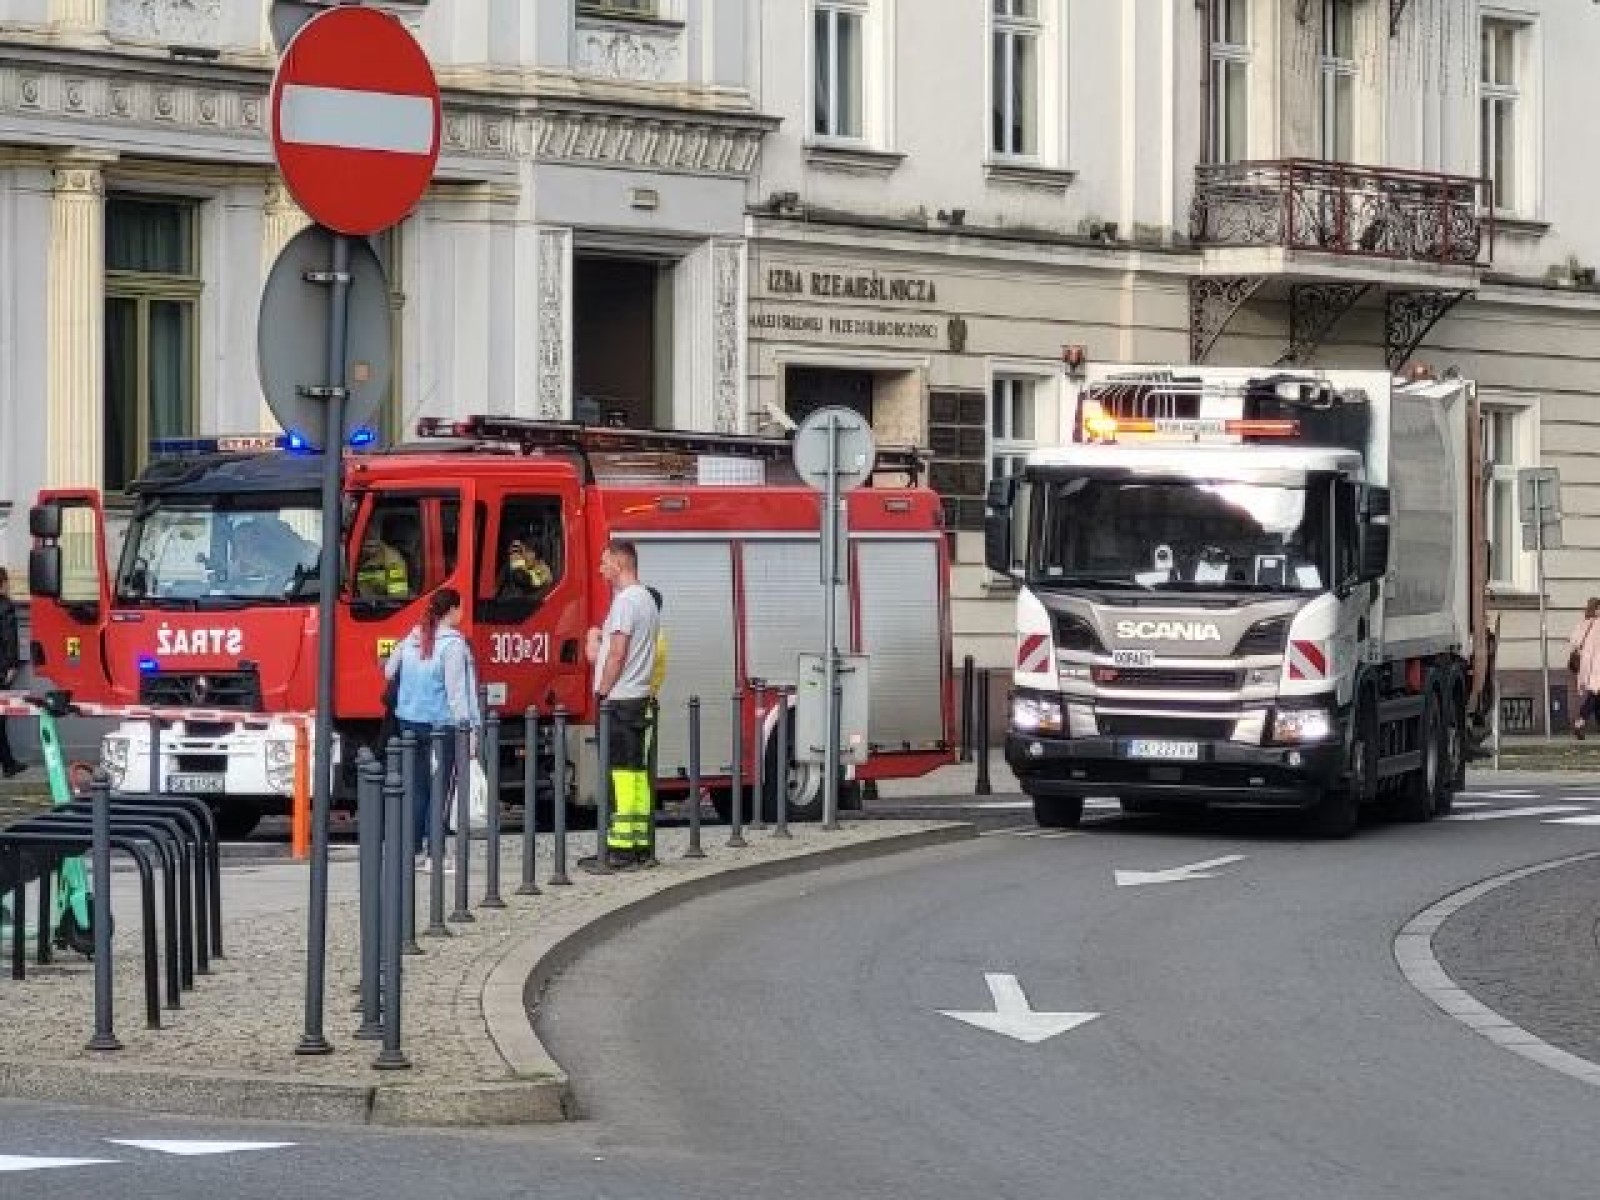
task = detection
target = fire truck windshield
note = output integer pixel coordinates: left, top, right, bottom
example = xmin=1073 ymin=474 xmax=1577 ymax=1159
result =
xmin=115 ymin=497 xmax=323 ymax=606
xmin=1028 ymin=473 xmax=1338 ymax=593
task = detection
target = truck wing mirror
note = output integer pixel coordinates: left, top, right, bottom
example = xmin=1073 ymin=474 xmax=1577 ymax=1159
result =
xmin=29 ymin=501 xmax=62 ymax=541
xmin=984 ymin=477 xmax=1020 ymax=577
xmin=29 ymin=545 xmax=62 ymax=599
xmin=1359 ymin=523 xmax=1390 ymax=583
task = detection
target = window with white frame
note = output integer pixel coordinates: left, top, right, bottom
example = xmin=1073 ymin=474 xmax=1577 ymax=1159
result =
xmin=990 ymin=376 xmax=1039 ymax=482
xmin=1482 ymin=401 xmax=1538 ymax=591
xmin=991 ymin=0 xmax=1040 ymax=158
xmin=1480 ymin=17 xmax=1529 ymax=214
xmin=814 ymin=1 xmax=865 ymax=140
xmin=1321 ymin=0 xmax=1356 ymax=161
xmin=1209 ymin=0 xmax=1250 ymax=163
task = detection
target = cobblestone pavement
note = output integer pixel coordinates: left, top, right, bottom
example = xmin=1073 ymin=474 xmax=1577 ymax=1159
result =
xmin=0 ymin=820 xmax=950 ymax=1090
xmin=1432 ymin=853 xmax=1600 ymax=1066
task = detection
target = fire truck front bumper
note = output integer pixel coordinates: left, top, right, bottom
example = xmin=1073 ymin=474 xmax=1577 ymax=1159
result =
xmin=101 ymin=720 xmax=300 ymax=807
xmin=1004 ymin=731 xmax=1346 ymax=809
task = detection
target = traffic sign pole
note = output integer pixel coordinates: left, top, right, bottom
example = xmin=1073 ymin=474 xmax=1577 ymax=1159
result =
xmin=297 ymin=232 xmax=352 ymax=1057
xmin=821 ymin=412 xmax=841 ymax=831
xmin=1535 ymin=473 xmax=1551 ymax=739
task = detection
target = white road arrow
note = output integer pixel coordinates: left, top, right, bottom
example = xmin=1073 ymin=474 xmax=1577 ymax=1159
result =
xmin=1114 ymin=854 xmax=1246 ymax=888
xmin=938 ymin=973 xmax=1100 ymax=1044
xmin=107 ymin=1140 xmax=295 ymax=1156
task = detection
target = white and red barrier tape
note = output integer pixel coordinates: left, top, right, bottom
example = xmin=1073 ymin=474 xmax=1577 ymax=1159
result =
xmin=0 ymin=692 xmax=310 ymax=725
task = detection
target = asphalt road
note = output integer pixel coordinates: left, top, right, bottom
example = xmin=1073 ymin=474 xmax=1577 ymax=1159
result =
xmin=5 ymin=783 xmax=1600 ymax=1198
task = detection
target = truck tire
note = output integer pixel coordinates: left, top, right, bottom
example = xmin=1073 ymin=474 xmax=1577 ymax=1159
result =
xmin=1395 ymin=689 xmax=1443 ymax=823
xmin=1436 ymin=682 xmax=1467 ymax=816
xmin=1310 ymin=699 xmax=1373 ymax=839
xmin=1033 ymin=794 xmax=1084 ymax=829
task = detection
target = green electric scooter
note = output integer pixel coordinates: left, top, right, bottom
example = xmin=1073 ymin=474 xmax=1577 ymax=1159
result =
xmin=0 ymin=692 xmax=95 ymax=957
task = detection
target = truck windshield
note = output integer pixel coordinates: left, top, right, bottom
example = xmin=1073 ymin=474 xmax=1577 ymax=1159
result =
xmin=116 ymin=498 xmax=323 ymax=604
xmin=1029 ymin=474 xmax=1333 ymax=592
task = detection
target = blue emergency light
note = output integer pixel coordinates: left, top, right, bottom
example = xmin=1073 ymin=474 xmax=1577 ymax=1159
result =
xmin=137 ymin=655 xmax=159 ymax=675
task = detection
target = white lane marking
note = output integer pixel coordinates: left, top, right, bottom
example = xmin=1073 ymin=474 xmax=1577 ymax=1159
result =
xmin=1443 ymin=805 xmax=1587 ymax=822
xmin=938 ymin=972 xmax=1101 ymax=1044
xmin=1114 ymin=854 xmax=1247 ymax=888
xmin=1037 ymin=832 xmax=1079 ymax=840
xmin=0 ymin=1156 xmax=117 ymax=1173
xmin=964 ymin=801 xmax=1033 ymax=810
xmin=1007 ymin=829 xmax=1045 ymax=838
xmin=107 ymin=1140 xmax=294 ymax=1157
xmin=1451 ymin=800 xmax=1492 ymax=809
xmin=278 ymin=85 xmax=435 ymax=154
xmin=1460 ymin=791 xmax=1538 ymax=800
xmin=1544 ymin=815 xmax=1600 ymax=826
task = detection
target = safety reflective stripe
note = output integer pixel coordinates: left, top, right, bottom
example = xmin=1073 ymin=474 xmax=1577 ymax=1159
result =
xmin=1018 ymin=634 xmax=1051 ymax=675
xmin=1288 ymin=640 xmax=1327 ymax=680
xmin=607 ymin=768 xmax=653 ymax=850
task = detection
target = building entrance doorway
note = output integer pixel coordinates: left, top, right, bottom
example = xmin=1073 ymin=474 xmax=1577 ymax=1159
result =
xmin=573 ymin=256 xmax=672 ymax=429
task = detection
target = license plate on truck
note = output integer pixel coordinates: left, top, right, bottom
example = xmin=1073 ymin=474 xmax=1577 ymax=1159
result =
xmin=167 ymin=773 xmax=224 ymax=795
xmin=1126 ymin=740 xmax=1200 ymax=762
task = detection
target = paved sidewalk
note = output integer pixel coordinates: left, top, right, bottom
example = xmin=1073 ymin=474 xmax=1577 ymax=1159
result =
xmin=0 ymin=819 xmax=969 ymax=1126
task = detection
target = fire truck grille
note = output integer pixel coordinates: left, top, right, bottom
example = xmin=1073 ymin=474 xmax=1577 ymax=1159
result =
xmin=1099 ymin=668 xmax=1242 ymax=691
xmin=1098 ymin=715 xmax=1235 ymax=740
xmin=139 ymin=671 xmax=262 ymax=711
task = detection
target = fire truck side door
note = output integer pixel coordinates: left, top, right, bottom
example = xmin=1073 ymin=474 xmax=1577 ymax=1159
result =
xmin=472 ymin=482 xmax=587 ymax=715
xmin=341 ymin=487 xmax=465 ymax=720
xmin=26 ymin=490 xmax=113 ymax=695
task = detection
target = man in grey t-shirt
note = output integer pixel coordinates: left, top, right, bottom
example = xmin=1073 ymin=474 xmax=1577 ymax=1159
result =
xmin=583 ymin=539 xmax=661 ymax=872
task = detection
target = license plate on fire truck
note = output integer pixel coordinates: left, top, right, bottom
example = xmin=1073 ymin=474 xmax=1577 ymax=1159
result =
xmin=167 ymin=773 xmax=225 ymax=795
xmin=1126 ymin=740 xmax=1200 ymax=762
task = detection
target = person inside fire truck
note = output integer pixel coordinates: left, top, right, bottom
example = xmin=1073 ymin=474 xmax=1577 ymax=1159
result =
xmin=230 ymin=515 xmax=318 ymax=597
xmin=356 ymin=523 xmax=411 ymax=600
xmin=498 ymin=538 xmax=553 ymax=598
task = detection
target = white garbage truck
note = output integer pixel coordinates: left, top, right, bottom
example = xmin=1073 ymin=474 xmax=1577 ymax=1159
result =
xmin=986 ymin=365 xmax=1491 ymax=837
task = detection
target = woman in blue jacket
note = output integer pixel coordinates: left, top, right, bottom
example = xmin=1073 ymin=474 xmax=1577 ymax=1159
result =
xmin=384 ymin=587 xmax=481 ymax=853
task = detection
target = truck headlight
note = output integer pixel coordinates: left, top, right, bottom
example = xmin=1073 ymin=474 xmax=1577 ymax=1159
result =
xmin=101 ymin=735 xmax=130 ymax=788
xmin=266 ymin=738 xmax=295 ymax=792
xmin=1012 ymin=692 xmax=1064 ymax=735
xmin=1271 ymin=707 xmax=1334 ymax=744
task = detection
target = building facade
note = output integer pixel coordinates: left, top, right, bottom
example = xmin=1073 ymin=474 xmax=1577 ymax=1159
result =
xmin=0 ymin=0 xmax=1595 ymax=726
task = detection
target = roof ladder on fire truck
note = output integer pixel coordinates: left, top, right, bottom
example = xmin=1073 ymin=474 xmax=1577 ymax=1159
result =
xmin=413 ymin=415 xmax=926 ymax=483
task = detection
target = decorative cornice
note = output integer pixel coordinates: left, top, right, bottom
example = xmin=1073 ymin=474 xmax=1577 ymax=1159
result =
xmin=0 ymin=56 xmax=776 ymax=180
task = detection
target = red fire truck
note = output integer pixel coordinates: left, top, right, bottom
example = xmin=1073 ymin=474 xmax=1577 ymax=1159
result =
xmin=26 ymin=418 xmax=955 ymax=837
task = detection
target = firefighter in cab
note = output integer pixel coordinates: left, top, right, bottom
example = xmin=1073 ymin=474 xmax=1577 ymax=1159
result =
xmin=501 ymin=538 xmax=554 ymax=597
xmin=357 ymin=525 xmax=410 ymax=599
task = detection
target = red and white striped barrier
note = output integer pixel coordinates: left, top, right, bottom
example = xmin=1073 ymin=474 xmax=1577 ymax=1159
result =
xmin=0 ymin=692 xmax=310 ymax=725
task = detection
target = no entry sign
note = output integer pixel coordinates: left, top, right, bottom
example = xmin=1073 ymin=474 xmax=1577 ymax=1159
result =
xmin=269 ymin=5 xmax=441 ymax=236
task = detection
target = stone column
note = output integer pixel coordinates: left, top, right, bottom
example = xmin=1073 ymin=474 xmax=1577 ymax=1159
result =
xmin=260 ymin=179 xmax=311 ymax=429
xmin=672 ymin=237 xmax=746 ymax=433
xmin=533 ymin=225 xmax=572 ymax=421
xmin=47 ymin=157 xmax=109 ymax=488
xmin=51 ymin=0 xmax=106 ymax=42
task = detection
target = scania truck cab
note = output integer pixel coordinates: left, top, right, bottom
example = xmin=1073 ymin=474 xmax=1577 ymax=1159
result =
xmin=986 ymin=365 xmax=1488 ymax=838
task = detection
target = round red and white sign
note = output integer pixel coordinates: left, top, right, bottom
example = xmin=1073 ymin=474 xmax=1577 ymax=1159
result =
xmin=269 ymin=6 xmax=441 ymax=237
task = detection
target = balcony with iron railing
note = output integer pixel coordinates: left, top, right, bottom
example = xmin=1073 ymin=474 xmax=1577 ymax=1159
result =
xmin=1191 ymin=159 xmax=1494 ymax=277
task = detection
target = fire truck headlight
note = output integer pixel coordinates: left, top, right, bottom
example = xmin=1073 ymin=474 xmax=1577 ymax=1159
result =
xmin=266 ymin=738 xmax=295 ymax=792
xmin=101 ymin=735 xmax=130 ymax=789
xmin=1011 ymin=691 xmax=1064 ymax=735
xmin=1271 ymin=707 xmax=1334 ymax=745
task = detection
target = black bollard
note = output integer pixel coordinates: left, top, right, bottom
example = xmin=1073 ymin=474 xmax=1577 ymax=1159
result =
xmin=397 ymin=731 xmax=421 ymax=956
xmin=86 ymin=772 xmax=122 ymax=1052
xmin=147 ymin=713 xmax=162 ymax=797
xmin=975 ymin=669 xmax=993 ymax=797
xmin=355 ymin=750 xmax=383 ymax=1040
xmin=685 ymin=697 xmax=704 ymax=858
xmin=550 ymin=708 xmax=571 ymax=885
xmin=482 ymin=712 xmax=505 ymax=908
xmin=424 ymin=728 xmax=451 ymax=938
xmin=374 ymin=758 xmax=411 ymax=1070
xmin=450 ymin=721 xmax=475 ymax=922
xmin=589 ymin=701 xmax=614 ymax=874
xmin=519 ymin=707 xmax=541 ymax=896
xmin=773 ymin=688 xmax=792 ymax=839
xmin=750 ymin=682 xmax=769 ymax=831
xmin=960 ymin=654 xmax=976 ymax=763
xmin=728 ymin=691 xmax=746 ymax=848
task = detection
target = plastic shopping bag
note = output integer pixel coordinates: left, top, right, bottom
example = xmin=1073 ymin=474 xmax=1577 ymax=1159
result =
xmin=469 ymin=758 xmax=490 ymax=830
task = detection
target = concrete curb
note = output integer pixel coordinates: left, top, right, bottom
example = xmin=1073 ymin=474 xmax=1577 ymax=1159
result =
xmin=479 ymin=822 xmax=978 ymax=1120
xmin=0 ymin=822 xmax=973 ymax=1127
xmin=1394 ymin=851 xmax=1600 ymax=1091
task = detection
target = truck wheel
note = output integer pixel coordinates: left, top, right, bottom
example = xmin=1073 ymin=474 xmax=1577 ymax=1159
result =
xmin=1310 ymin=700 xmax=1373 ymax=839
xmin=1033 ymin=794 xmax=1084 ymax=829
xmin=210 ymin=803 xmax=262 ymax=841
xmin=1395 ymin=690 xmax=1443 ymax=823
xmin=1436 ymin=685 xmax=1467 ymax=816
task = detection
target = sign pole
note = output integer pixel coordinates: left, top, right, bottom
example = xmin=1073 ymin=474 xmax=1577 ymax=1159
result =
xmin=297 ymin=231 xmax=352 ymax=1056
xmin=822 ymin=412 xmax=841 ymax=831
xmin=1535 ymin=474 xmax=1551 ymax=740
